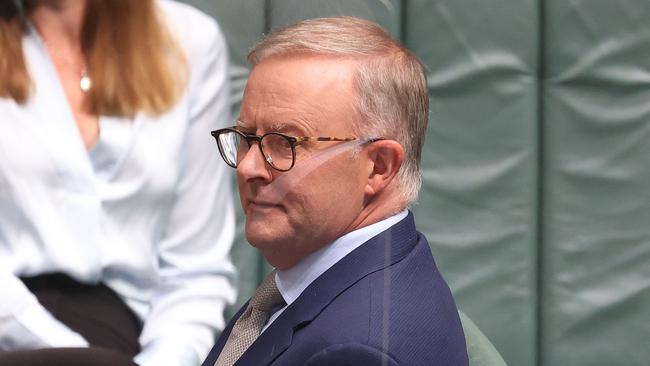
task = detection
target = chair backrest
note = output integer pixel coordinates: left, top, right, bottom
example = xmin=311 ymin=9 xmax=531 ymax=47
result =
xmin=459 ymin=311 xmax=507 ymax=366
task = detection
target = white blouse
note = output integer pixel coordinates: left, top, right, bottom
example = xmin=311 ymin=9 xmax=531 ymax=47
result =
xmin=0 ymin=1 xmax=236 ymax=365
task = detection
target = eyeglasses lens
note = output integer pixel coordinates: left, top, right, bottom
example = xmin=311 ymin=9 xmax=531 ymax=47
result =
xmin=260 ymin=133 xmax=293 ymax=171
xmin=218 ymin=131 xmax=245 ymax=167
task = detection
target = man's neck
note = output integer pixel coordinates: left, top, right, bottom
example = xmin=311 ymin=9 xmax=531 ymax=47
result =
xmin=344 ymin=190 xmax=406 ymax=236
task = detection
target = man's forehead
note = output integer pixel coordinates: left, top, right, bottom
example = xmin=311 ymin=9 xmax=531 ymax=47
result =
xmin=240 ymin=56 xmax=358 ymax=134
xmin=248 ymin=54 xmax=358 ymax=83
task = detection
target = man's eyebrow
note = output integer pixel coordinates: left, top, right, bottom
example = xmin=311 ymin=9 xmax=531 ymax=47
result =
xmin=269 ymin=121 xmax=311 ymax=136
xmin=235 ymin=120 xmax=310 ymax=135
xmin=269 ymin=121 xmax=290 ymax=132
xmin=235 ymin=120 xmax=253 ymax=130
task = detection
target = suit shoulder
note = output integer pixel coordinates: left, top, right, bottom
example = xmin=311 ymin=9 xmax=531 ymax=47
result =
xmin=364 ymin=237 xmax=469 ymax=365
xmin=274 ymin=233 xmax=468 ymax=365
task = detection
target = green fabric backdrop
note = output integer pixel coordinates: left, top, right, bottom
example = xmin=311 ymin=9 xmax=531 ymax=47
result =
xmin=179 ymin=1 xmax=650 ymax=365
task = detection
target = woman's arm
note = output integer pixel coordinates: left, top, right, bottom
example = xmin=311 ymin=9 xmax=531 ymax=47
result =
xmin=133 ymin=5 xmax=237 ymax=366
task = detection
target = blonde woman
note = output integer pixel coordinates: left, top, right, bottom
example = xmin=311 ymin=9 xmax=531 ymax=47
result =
xmin=0 ymin=0 xmax=236 ymax=365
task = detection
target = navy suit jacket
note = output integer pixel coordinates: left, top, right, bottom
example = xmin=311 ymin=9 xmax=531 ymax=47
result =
xmin=202 ymin=212 xmax=468 ymax=365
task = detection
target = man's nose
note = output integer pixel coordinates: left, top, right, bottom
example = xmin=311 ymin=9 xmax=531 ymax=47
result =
xmin=236 ymin=143 xmax=274 ymax=182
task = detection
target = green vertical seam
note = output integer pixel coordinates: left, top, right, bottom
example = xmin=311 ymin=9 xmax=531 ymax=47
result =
xmin=535 ymin=0 xmax=547 ymax=365
xmin=263 ymin=0 xmax=272 ymax=35
xmin=399 ymin=0 xmax=408 ymax=45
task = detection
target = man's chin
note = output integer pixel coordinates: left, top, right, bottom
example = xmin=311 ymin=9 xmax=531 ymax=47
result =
xmin=246 ymin=232 xmax=300 ymax=270
xmin=245 ymin=220 xmax=286 ymax=249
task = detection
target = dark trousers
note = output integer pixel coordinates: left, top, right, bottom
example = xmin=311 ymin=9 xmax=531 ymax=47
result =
xmin=0 ymin=274 xmax=142 ymax=366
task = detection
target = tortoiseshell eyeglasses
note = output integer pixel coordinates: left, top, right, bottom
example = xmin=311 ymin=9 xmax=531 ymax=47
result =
xmin=211 ymin=126 xmax=371 ymax=172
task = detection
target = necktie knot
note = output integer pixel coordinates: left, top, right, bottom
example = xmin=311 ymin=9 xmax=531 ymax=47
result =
xmin=249 ymin=270 xmax=284 ymax=312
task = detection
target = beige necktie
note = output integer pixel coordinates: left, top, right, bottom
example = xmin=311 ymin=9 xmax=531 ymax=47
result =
xmin=214 ymin=271 xmax=285 ymax=366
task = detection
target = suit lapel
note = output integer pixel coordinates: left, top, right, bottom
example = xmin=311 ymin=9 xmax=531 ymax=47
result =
xmin=234 ymin=212 xmax=419 ymax=365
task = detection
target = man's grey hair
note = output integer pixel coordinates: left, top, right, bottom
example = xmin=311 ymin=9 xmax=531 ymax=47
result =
xmin=248 ymin=16 xmax=429 ymax=206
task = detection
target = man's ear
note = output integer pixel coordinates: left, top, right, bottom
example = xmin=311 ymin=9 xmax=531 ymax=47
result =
xmin=364 ymin=140 xmax=404 ymax=197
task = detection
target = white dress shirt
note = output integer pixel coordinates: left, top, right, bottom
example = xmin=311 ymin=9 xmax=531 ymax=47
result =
xmin=0 ymin=1 xmax=236 ymax=365
xmin=263 ymin=210 xmax=409 ymax=332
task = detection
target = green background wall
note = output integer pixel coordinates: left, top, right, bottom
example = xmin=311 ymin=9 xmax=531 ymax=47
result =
xmin=179 ymin=1 xmax=650 ymax=365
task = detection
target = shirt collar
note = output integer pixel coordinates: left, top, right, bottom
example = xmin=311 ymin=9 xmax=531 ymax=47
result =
xmin=275 ymin=210 xmax=408 ymax=306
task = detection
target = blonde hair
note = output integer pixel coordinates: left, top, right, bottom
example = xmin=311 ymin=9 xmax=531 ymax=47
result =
xmin=248 ymin=16 xmax=429 ymax=206
xmin=0 ymin=0 xmax=187 ymax=116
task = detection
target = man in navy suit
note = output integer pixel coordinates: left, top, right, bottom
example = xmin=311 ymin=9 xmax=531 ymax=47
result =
xmin=204 ymin=16 xmax=468 ymax=366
